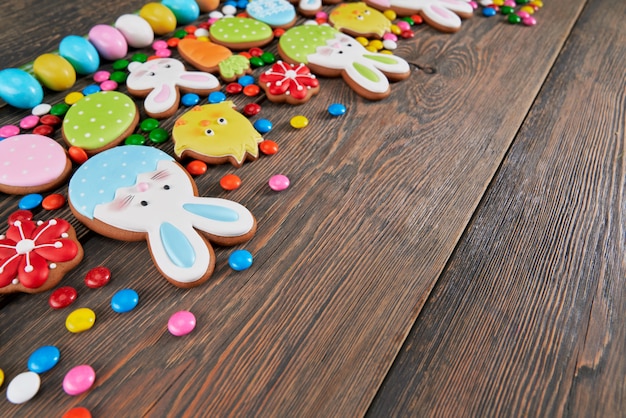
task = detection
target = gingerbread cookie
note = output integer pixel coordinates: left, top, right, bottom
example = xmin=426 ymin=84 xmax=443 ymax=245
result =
xmin=364 ymin=0 xmax=473 ymax=32
xmin=68 ymin=145 xmax=256 ymax=288
xmin=246 ymin=0 xmax=297 ymax=29
xmin=218 ymin=55 xmax=252 ymax=83
xmin=62 ymin=91 xmax=139 ymax=155
xmin=126 ymin=58 xmax=221 ymax=119
xmin=329 ymin=2 xmax=392 ymax=39
xmin=0 ymin=134 xmax=72 ymax=195
xmin=209 ymin=17 xmax=274 ymax=50
xmin=259 ymin=61 xmax=320 ymax=105
xmin=279 ymin=26 xmax=411 ymax=100
xmin=177 ymin=38 xmax=233 ymax=73
xmin=0 ymin=211 xmax=83 ymax=294
xmin=172 ymin=101 xmax=263 ymax=167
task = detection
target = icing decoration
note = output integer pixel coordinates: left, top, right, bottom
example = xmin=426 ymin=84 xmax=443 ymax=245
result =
xmin=209 ymin=17 xmax=274 ymax=50
xmin=246 ymin=0 xmax=297 ymax=28
xmin=0 ymin=217 xmax=81 ymax=293
xmin=218 ymin=55 xmax=252 ymax=82
xmin=172 ymin=101 xmax=263 ymax=167
xmin=329 ymin=2 xmax=392 ymax=38
xmin=177 ymin=38 xmax=233 ymax=73
xmin=280 ymin=27 xmax=411 ymax=99
xmin=0 ymin=134 xmax=71 ymax=193
xmin=278 ymin=25 xmax=339 ymax=64
xmin=68 ymin=146 xmax=256 ymax=287
xmin=62 ymin=91 xmax=138 ymax=154
xmin=365 ymin=0 xmax=473 ymax=32
xmin=259 ymin=61 xmax=320 ymax=104
xmin=126 ymin=57 xmax=221 ymax=118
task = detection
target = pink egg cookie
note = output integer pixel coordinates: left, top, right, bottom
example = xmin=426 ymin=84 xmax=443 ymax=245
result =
xmin=0 ymin=212 xmax=84 ymax=294
xmin=61 ymin=91 xmax=139 ymax=155
xmin=68 ymin=146 xmax=256 ymax=288
xmin=0 ymin=134 xmax=72 ymax=195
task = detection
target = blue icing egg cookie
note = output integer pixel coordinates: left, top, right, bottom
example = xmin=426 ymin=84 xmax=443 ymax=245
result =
xmin=68 ymin=146 xmax=172 ymax=220
xmin=246 ymin=0 xmax=297 ymax=28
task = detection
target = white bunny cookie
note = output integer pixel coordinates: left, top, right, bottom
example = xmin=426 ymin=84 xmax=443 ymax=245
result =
xmin=364 ymin=0 xmax=473 ymax=32
xmin=68 ymin=146 xmax=256 ymax=288
xmin=126 ymin=58 xmax=221 ymax=119
xmin=279 ymin=26 xmax=410 ymax=100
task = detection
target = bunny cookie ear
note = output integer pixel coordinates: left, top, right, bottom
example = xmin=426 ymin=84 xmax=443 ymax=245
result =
xmin=183 ymin=196 xmax=257 ymax=245
xmin=360 ymin=52 xmax=411 ymax=81
xmin=146 ymin=221 xmax=216 ymax=287
xmin=144 ymin=83 xmax=179 ymax=119
xmin=419 ymin=0 xmax=474 ymax=32
xmin=176 ymin=71 xmax=221 ymax=94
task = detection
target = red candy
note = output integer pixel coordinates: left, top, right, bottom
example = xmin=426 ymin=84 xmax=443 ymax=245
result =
xmin=259 ymin=139 xmax=278 ymax=155
xmin=40 ymin=114 xmax=62 ymax=126
xmin=220 ymin=174 xmax=242 ymax=191
xmin=225 ymin=83 xmax=243 ymax=94
xmin=62 ymin=407 xmax=92 ymax=418
xmin=42 ymin=193 xmax=66 ymax=210
xmin=68 ymin=146 xmax=89 ymax=164
xmin=249 ymin=47 xmax=263 ymax=57
xmin=167 ymin=38 xmax=180 ymax=47
xmin=84 ymin=266 xmax=111 ymax=288
xmin=33 ymin=124 xmax=54 ymax=136
xmin=49 ymin=286 xmax=78 ymax=309
xmin=243 ymin=103 xmax=261 ymax=116
xmin=186 ymin=160 xmax=207 ymax=176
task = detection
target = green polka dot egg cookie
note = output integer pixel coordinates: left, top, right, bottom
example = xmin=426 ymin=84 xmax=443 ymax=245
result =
xmin=278 ymin=25 xmax=339 ymax=65
xmin=62 ymin=91 xmax=139 ymax=155
xmin=209 ymin=17 xmax=274 ymax=50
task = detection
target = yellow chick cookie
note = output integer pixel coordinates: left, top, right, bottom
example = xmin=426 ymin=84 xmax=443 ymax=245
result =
xmin=172 ymin=101 xmax=263 ymax=167
xmin=329 ymin=2 xmax=392 ymax=39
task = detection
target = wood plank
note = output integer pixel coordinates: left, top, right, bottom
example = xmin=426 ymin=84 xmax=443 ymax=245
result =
xmin=0 ymin=0 xmax=586 ymax=415
xmin=368 ymin=0 xmax=626 ymax=415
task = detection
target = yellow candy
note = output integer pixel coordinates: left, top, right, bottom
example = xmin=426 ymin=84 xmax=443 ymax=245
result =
xmin=493 ymin=0 xmax=504 ymax=5
xmin=66 ymin=307 xmax=96 ymax=333
xmin=530 ymin=0 xmax=543 ymax=7
xmin=64 ymin=91 xmax=84 ymax=105
xmin=290 ymin=115 xmax=309 ymax=129
xmin=365 ymin=45 xmax=379 ymax=53
xmin=196 ymin=36 xmax=209 ymax=42
xmin=520 ymin=5 xmax=534 ymax=14
xmin=368 ymin=40 xmax=384 ymax=51
xmin=355 ymin=36 xmax=369 ymax=46
xmin=390 ymin=24 xmax=402 ymax=35
xmin=383 ymin=9 xmax=396 ymax=21
xmin=380 ymin=50 xmax=393 ymax=55
xmin=140 ymin=2 xmax=177 ymax=35
xmin=0 ymin=368 xmax=4 ymax=387
xmin=33 ymin=53 xmax=76 ymax=91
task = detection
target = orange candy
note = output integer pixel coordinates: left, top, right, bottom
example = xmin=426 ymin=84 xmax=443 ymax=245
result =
xmin=68 ymin=146 xmax=88 ymax=164
xmin=186 ymin=160 xmax=207 ymax=176
xmin=42 ymin=193 xmax=66 ymax=210
xmin=243 ymin=84 xmax=260 ymax=96
xmin=259 ymin=140 xmax=278 ymax=155
xmin=220 ymin=174 xmax=242 ymax=191
xmin=62 ymin=407 xmax=92 ymax=418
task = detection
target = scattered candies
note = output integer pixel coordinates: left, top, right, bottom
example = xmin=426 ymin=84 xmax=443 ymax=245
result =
xmin=62 ymin=407 xmax=93 ymax=418
xmin=49 ymin=286 xmax=78 ymax=309
xmin=28 ymin=345 xmax=61 ymax=373
xmin=6 ymin=371 xmax=40 ymax=404
xmin=63 ymin=365 xmax=96 ymax=395
xmin=290 ymin=115 xmax=309 ymax=129
xmin=186 ymin=160 xmax=208 ymax=176
xmin=220 ymin=173 xmax=242 ymax=191
xmin=42 ymin=193 xmax=66 ymax=210
xmin=65 ymin=308 xmax=96 ymax=333
xmin=111 ymin=289 xmax=139 ymax=313
xmin=168 ymin=310 xmax=196 ymax=336
xmin=85 ymin=266 xmax=111 ymax=288
xmin=18 ymin=193 xmax=43 ymax=210
xmin=268 ymin=174 xmax=290 ymax=191
xmin=228 ymin=249 xmax=253 ymax=271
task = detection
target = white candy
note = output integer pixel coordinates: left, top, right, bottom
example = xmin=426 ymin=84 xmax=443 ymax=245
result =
xmin=382 ymin=39 xmax=398 ymax=50
xmin=221 ymin=4 xmax=237 ymax=15
xmin=194 ymin=28 xmax=210 ymax=38
xmin=6 ymin=371 xmax=41 ymax=404
xmin=31 ymin=103 xmax=51 ymax=116
xmin=115 ymin=14 xmax=155 ymax=48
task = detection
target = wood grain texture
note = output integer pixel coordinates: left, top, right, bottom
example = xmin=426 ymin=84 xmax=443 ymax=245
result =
xmin=368 ymin=0 xmax=626 ymax=416
xmin=0 ymin=0 xmax=591 ymax=416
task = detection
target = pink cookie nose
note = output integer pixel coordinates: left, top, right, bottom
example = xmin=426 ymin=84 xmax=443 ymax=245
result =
xmin=137 ymin=182 xmax=150 ymax=192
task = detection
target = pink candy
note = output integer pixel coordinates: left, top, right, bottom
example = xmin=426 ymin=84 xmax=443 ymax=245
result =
xmin=20 ymin=115 xmax=40 ymax=129
xmin=268 ymin=174 xmax=290 ymax=191
xmin=396 ymin=21 xmax=411 ymax=32
xmin=168 ymin=311 xmax=196 ymax=336
xmin=93 ymin=70 xmax=110 ymax=83
xmin=100 ymin=80 xmax=118 ymax=91
xmin=0 ymin=125 xmax=20 ymax=137
xmin=63 ymin=365 xmax=96 ymax=395
xmin=152 ymin=40 xmax=169 ymax=50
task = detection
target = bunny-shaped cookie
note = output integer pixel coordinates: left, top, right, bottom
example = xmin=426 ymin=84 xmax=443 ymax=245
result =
xmin=68 ymin=146 xmax=256 ymax=288
xmin=365 ymin=0 xmax=473 ymax=32
xmin=126 ymin=58 xmax=221 ymax=119
xmin=307 ymin=32 xmax=411 ymax=100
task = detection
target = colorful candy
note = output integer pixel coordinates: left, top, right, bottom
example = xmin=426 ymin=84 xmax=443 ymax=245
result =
xmin=268 ymin=174 xmax=290 ymax=191
xmin=49 ymin=286 xmax=78 ymax=309
xmin=114 ymin=14 xmax=155 ymax=48
xmin=0 ymin=68 xmax=43 ymax=109
xmin=228 ymin=249 xmax=253 ymax=271
xmin=28 ymin=345 xmax=61 ymax=373
xmin=168 ymin=310 xmax=196 ymax=336
xmin=59 ymin=35 xmax=100 ymax=75
xmin=88 ymin=25 xmax=128 ymax=61
xmin=6 ymin=371 xmax=40 ymax=404
xmin=111 ymin=289 xmax=139 ymax=313
xmin=65 ymin=308 xmax=96 ymax=333
xmin=84 ymin=266 xmax=111 ymax=288
xmin=63 ymin=365 xmax=96 ymax=395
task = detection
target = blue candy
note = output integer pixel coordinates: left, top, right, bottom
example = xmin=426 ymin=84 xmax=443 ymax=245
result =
xmin=237 ymin=75 xmax=255 ymax=87
xmin=181 ymin=93 xmax=200 ymax=106
xmin=328 ymin=103 xmax=347 ymax=116
xmin=0 ymin=68 xmax=43 ymax=109
xmin=28 ymin=345 xmax=61 ymax=374
xmin=229 ymin=249 xmax=253 ymax=271
xmin=59 ymin=35 xmax=100 ymax=75
xmin=208 ymin=91 xmax=226 ymax=104
xmin=18 ymin=193 xmax=43 ymax=210
xmin=82 ymin=84 xmax=101 ymax=95
xmin=482 ymin=7 xmax=497 ymax=17
xmin=253 ymin=118 xmax=272 ymax=134
xmin=111 ymin=288 xmax=139 ymax=313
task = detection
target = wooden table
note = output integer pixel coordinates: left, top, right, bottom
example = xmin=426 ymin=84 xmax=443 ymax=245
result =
xmin=1 ymin=0 xmax=624 ymax=416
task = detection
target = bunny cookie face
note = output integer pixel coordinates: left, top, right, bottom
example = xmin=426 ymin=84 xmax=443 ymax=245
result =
xmin=68 ymin=146 xmax=256 ymax=287
xmin=280 ymin=26 xmax=410 ymax=100
xmin=126 ymin=58 xmax=221 ymax=119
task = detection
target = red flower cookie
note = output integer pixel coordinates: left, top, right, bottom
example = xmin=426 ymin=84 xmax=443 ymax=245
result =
xmin=259 ymin=61 xmax=320 ymax=105
xmin=0 ymin=211 xmax=83 ymax=294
